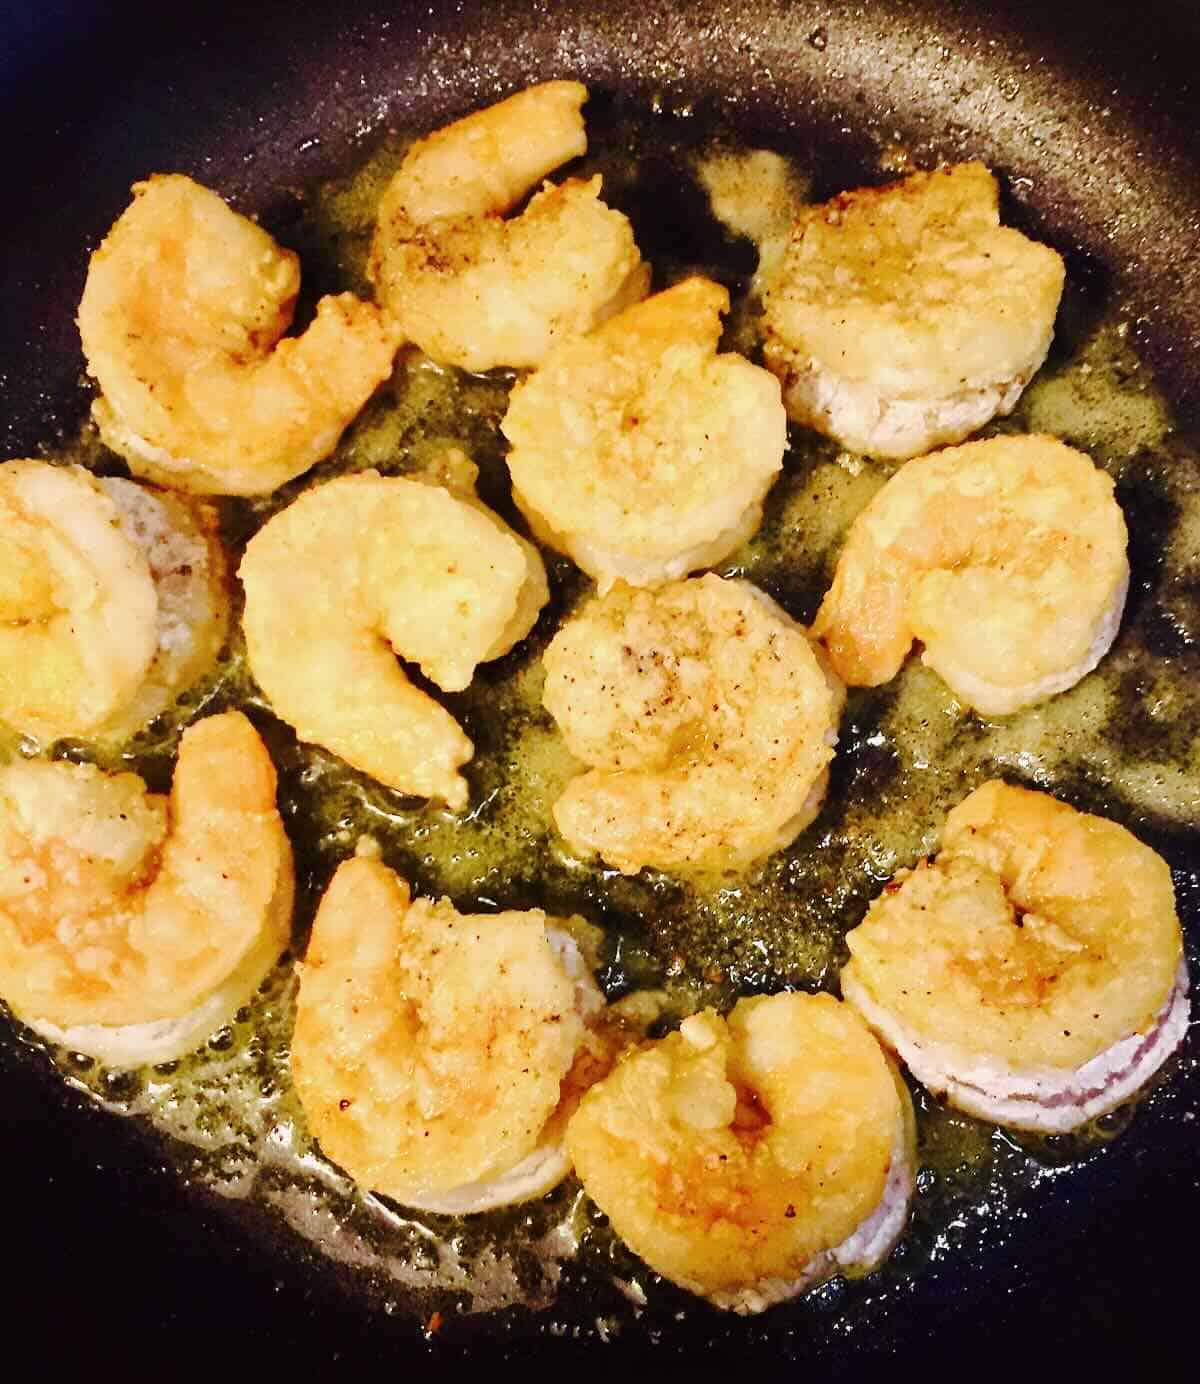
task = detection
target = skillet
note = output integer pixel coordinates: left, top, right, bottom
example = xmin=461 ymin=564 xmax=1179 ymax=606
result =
xmin=0 ymin=0 xmax=1198 ymax=1370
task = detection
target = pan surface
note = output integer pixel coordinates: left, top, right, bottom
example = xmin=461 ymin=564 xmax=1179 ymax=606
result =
xmin=1 ymin=0 xmax=1198 ymax=1369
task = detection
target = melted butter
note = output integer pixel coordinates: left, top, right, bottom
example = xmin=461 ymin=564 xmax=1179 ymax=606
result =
xmin=1021 ymin=315 xmax=1172 ymax=459
xmin=286 ymin=133 xmax=413 ymax=298
xmin=7 ymin=108 xmax=1200 ymax=1336
xmin=695 ymin=147 xmax=808 ymax=294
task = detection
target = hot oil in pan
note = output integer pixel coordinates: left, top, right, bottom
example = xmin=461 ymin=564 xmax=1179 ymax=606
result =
xmin=10 ymin=103 xmax=1200 ymax=1338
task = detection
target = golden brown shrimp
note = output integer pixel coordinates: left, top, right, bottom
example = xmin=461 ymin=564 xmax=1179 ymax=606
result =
xmin=762 ymin=162 xmax=1065 ymax=459
xmin=841 ymin=781 xmax=1189 ymax=1132
xmin=369 ymin=81 xmax=648 ymax=370
xmin=0 ymin=459 xmax=228 ymax=745
xmin=239 ymin=466 xmax=548 ymax=810
xmin=78 ymin=174 xmax=398 ymax=496
xmin=566 ymin=992 xmax=916 ymax=1313
xmin=542 ymin=575 xmax=844 ymax=873
xmin=0 ymin=711 xmax=294 ymax=1067
xmin=811 ymin=434 xmax=1129 ymax=716
xmin=502 ymin=278 xmax=787 ymax=591
xmin=290 ymin=853 xmax=606 ymax=1213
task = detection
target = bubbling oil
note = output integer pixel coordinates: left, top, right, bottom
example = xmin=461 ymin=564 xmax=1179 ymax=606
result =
xmin=3 ymin=105 xmax=1198 ymax=1340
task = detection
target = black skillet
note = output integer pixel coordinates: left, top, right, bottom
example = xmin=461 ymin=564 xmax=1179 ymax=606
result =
xmin=1 ymin=0 xmax=1198 ymax=1371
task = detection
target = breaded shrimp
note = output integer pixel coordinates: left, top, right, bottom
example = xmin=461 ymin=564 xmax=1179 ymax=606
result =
xmin=542 ymin=575 xmax=844 ymax=873
xmin=368 ymin=81 xmax=648 ymax=371
xmin=0 ymin=459 xmax=228 ymax=745
xmin=78 ymin=174 xmax=399 ymax=496
xmin=566 ymin=992 xmax=916 ymax=1313
xmin=762 ymin=163 xmax=1065 ymax=459
xmin=0 ymin=711 xmax=294 ymax=1067
xmin=811 ymin=434 xmax=1129 ymax=716
xmin=291 ymin=854 xmax=606 ymax=1213
xmin=239 ymin=466 xmax=548 ymax=810
xmin=503 ymin=278 xmax=787 ymax=591
xmin=841 ymin=781 xmax=1189 ymax=1133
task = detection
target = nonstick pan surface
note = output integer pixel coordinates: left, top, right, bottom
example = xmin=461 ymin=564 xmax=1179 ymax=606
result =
xmin=1 ymin=0 xmax=1198 ymax=1370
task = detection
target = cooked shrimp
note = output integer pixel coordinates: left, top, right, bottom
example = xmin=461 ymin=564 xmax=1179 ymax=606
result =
xmin=0 ymin=459 xmax=228 ymax=745
xmin=841 ymin=781 xmax=1189 ymax=1133
xmin=291 ymin=854 xmax=606 ymax=1213
xmin=0 ymin=711 xmax=294 ymax=1067
xmin=566 ymin=992 xmax=916 ymax=1313
xmin=78 ymin=174 xmax=398 ymax=496
xmin=503 ymin=278 xmax=787 ymax=591
xmin=542 ymin=575 xmax=844 ymax=873
xmin=811 ymin=434 xmax=1129 ymax=716
xmin=239 ymin=466 xmax=548 ymax=810
xmin=762 ymin=163 xmax=1066 ymax=459
xmin=368 ymin=81 xmax=648 ymax=371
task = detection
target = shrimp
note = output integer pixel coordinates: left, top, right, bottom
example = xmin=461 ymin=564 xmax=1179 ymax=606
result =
xmin=78 ymin=174 xmax=399 ymax=496
xmin=811 ymin=434 xmax=1129 ymax=716
xmin=0 ymin=459 xmax=229 ymax=745
xmin=290 ymin=853 xmax=606 ymax=1213
xmin=0 ymin=711 xmax=294 ymax=1068
xmin=542 ymin=575 xmax=844 ymax=873
xmin=841 ymin=781 xmax=1190 ymax=1133
xmin=502 ymin=278 xmax=787 ymax=591
xmin=762 ymin=163 xmax=1066 ymax=459
xmin=566 ymin=992 xmax=916 ymax=1313
xmin=368 ymin=81 xmax=648 ymax=371
xmin=239 ymin=465 xmax=548 ymax=810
